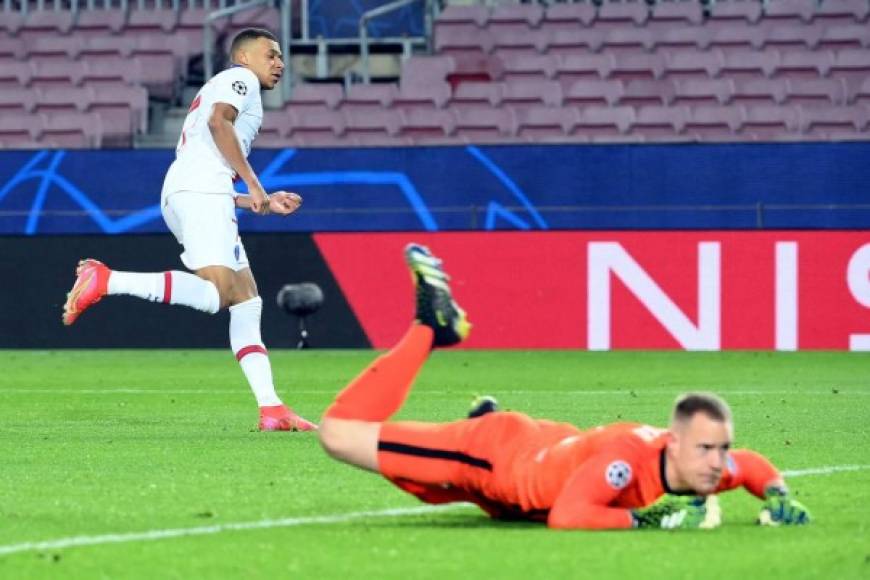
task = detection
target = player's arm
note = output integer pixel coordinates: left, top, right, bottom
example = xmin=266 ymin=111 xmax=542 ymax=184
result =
xmin=208 ymin=102 xmax=269 ymax=214
xmin=548 ymin=453 xmax=638 ymax=530
xmin=719 ymin=449 xmax=811 ymax=525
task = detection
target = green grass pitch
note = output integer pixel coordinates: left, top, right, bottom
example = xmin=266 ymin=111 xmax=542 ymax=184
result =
xmin=0 ymin=350 xmax=868 ymax=579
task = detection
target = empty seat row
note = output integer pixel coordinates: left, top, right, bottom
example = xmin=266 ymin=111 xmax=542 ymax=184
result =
xmin=259 ymin=104 xmax=869 ymax=147
xmin=435 ymin=22 xmax=870 ymax=56
xmin=437 ymin=0 xmax=869 ymax=31
xmin=0 ymin=112 xmax=106 ymax=148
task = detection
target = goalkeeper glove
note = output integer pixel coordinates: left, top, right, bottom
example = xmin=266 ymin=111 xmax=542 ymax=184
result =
xmin=757 ymin=487 xmax=811 ymax=526
xmin=632 ymin=494 xmax=721 ymax=530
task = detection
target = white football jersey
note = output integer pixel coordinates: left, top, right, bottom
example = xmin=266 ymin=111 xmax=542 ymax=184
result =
xmin=162 ymin=66 xmax=263 ymax=197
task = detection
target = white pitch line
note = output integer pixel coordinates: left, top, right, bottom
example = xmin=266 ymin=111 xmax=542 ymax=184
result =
xmin=0 ymin=389 xmax=867 ymax=396
xmin=781 ymin=464 xmax=870 ymax=477
xmin=0 ymin=463 xmax=868 ymax=558
xmin=0 ymin=504 xmax=468 ymax=557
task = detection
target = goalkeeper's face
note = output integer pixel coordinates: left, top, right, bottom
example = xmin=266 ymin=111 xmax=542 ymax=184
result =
xmin=669 ymin=413 xmax=733 ymax=495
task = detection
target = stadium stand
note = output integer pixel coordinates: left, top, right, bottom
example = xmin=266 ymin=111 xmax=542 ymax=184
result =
xmin=0 ymin=0 xmax=868 ymax=149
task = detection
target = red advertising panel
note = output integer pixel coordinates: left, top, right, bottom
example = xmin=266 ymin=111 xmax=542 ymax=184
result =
xmin=314 ymin=232 xmax=870 ymax=351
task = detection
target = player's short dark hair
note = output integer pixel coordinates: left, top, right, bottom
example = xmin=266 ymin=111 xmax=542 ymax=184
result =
xmin=230 ymin=28 xmax=279 ymax=58
xmin=671 ymin=392 xmax=732 ymax=425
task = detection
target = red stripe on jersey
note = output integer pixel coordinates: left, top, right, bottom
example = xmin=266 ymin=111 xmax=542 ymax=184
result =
xmin=236 ymin=345 xmax=268 ymax=361
xmin=163 ymin=271 xmax=172 ymax=304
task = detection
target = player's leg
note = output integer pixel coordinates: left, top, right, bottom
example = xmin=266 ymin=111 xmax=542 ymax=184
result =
xmin=319 ymin=242 xmax=471 ymax=470
xmin=224 ymin=265 xmax=316 ymax=432
xmin=62 ymin=191 xmax=228 ymax=325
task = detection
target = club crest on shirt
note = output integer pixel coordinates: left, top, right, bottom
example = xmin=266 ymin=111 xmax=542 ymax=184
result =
xmin=232 ymin=80 xmax=248 ymax=96
xmin=605 ymin=460 xmax=632 ymax=490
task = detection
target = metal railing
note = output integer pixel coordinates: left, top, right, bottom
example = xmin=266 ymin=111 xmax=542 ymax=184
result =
xmin=359 ymin=0 xmax=426 ymax=84
xmin=201 ymin=0 xmax=272 ymax=82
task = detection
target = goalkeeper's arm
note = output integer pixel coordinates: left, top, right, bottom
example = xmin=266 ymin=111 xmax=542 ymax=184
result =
xmin=720 ymin=450 xmax=811 ymax=525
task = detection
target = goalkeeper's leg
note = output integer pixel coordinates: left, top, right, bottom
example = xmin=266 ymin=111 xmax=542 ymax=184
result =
xmin=319 ymin=324 xmax=435 ymax=472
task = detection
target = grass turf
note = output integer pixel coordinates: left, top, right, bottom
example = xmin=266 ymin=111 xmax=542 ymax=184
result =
xmin=0 ymin=350 xmax=867 ymax=579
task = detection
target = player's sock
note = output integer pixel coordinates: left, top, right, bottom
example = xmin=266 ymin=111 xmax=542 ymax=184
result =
xmin=230 ymin=296 xmax=282 ymax=407
xmin=324 ymin=324 xmax=434 ymax=421
xmin=108 ymin=271 xmax=220 ymax=314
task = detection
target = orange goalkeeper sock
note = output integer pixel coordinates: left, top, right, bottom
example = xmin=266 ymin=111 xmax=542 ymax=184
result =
xmin=324 ymin=324 xmax=434 ymax=421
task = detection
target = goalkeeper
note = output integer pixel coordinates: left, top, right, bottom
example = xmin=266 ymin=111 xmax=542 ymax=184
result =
xmin=318 ymin=244 xmax=811 ymax=530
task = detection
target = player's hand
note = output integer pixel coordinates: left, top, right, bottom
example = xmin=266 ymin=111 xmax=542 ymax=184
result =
xmin=758 ymin=487 xmax=811 ymax=526
xmin=632 ymin=494 xmax=721 ymax=530
xmin=268 ymin=191 xmax=302 ymax=216
xmin=249 ymin=186 xmax=270 ymax=215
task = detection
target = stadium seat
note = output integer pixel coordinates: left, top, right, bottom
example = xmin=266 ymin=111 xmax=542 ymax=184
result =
xmin=706 ymin=0 xmax=763 ymax=27
xmin=618 ymin=79 xmax=676 ymax=107
xmin=814 ymin=0 xmax=870 ymax=25
xmin=83 ymin=59 xmax=143 ymax=87
xmin=655 ymin=27 xmax=712 ymax=55
xmin=601 ymin=28 xmax=656 ymax=54
xmin=830 ymin=49 xmax=870 ymax=82
xmin=393 ymin=82 xmax=451 ymax=112
xmin=556 ymin=53 xmax=615 ymax=84
xmin=0 ymin=36 xmax=25 ymax=61
xmin=26 ymin=36 xmax=85 ymax=62
xmin=19 ymin=10 xmax=74 ymax=42
xmin=0 ymin=61 xmax=32 ymax=88
xmin=800 ymin=105 xmax=869 ymax=137
xmin=516 ymin=106 xmax=578 ymax=141
xmin=544 ymin=28 xmax=605 ymax=55
xmin=436 ymin=4 xmax=489 ymax=28
xmin=490 ymin=3 xmax=543 ymax=28
xmin=344 ymin=108 xmax=403 ymax=145
xmin=399 ymin=108 xmax=456 ymax=143
xmin=454 ymin=107 xmax=516 ymax=143
xmin=35 ymin=86 xmax=94 ymax=113
xmin=342 ymin=83 xmax=398 ymax=113
xmin=720 ymin=49 xmax=779 ymax=79
xmin=542 ymin=2 xmax=596 ymax=28
xmin=126 ymin=9 xmax=178 ymax=35
xmin=684 ymin=105 xmax=743 ymax=139
xmin=854 ymin=77 xmax=870 ymax=104
xmin=760 ymin=23 xmax=823 ymax=50
xmin=732 ymin=78 xmax=787 ymax=105
xmin=785 ymin=78 xmax=848 ymax=105
xmin=500 ymin=79 xmax=562 ymax=109
xmin=41 ymin=111 xmax=103 ymax=148
xmin=776 ymin=50 xmax=836 ymax=79
xmin=0 ymin=86 xmax=37 ymax=113
xmin=30 ymin=60 xmax=86 ymax=88
xmin=81 ymin=36 xmax=133 ymax=60
xmin=285 ymin=83 xmax=344 ymax=114
xmin=74 ymin=9 xmax=126 ymax=37
xmin=817 ymin=24 xmax=870 ymax=50
xmin=285 ymin=109 xmax=347 ymax=146
xmin=92 ymin=84 xmax=149 ymax=134
xmin=664 ymin=51 xmax=724 ymax=81
xmin=595 ymin=1 xmax=650 ymax=29
xmin=261 ymin=110 xmax=294 ymax=138
xmin=401 ymin=55 xmax=456 ymax=85
xmin=630 ymin=105 xmax=690 ymax=140
xmin=763 ymin=0 xmax=816 ymax=24
xmin=648 ymin=2 xmax=705 ymax=29
xmin=446 ymin=52 xmax=503 ymax=85
xmin=0 ymin=114 xmax=41 ymax=145
xmin=491 ymin=27 xmax=544 ymax=58
xmin=673 ymin=78 xmax=735 ymax=106
xmin=708 ymin=27 xmax=765 ymax=52
xmin=610 ymin=53 xmax=665 ymax=81
xmin=563 ymin=79 xmax=625 ymax=107
xmin=572 ymin=105 xmax=634 ymax=139
xmin=0 ymin=11 xmax=25 ymax=35
xmin=435 ymin=26 xmax=493 ymax=57
xmin=449 ymin=82 xmax=504 ymax=111
xmin=501 ymin=53 xmax=558 ymax=83
xmin=741 ymin=105 xmax=801 ymax=140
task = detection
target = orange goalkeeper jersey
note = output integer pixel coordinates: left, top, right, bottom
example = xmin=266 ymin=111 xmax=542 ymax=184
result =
xmin=379 ymin=412 xmax=780 ymax=529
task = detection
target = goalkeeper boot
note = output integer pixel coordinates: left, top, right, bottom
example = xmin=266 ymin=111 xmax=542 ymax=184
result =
xmin=405 ymin=243 xmax=470 ymax=347
xmin=63 ymin=259 xmax=111 ymax=326
xmin=468 ymin=395 xmax=499 ymax=418
xmin=259 ymin=405 xmax=318 ymax=432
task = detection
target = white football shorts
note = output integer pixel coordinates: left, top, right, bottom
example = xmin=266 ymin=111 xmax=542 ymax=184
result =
xmin=161 ymin=190 xmax=250 ymax=272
